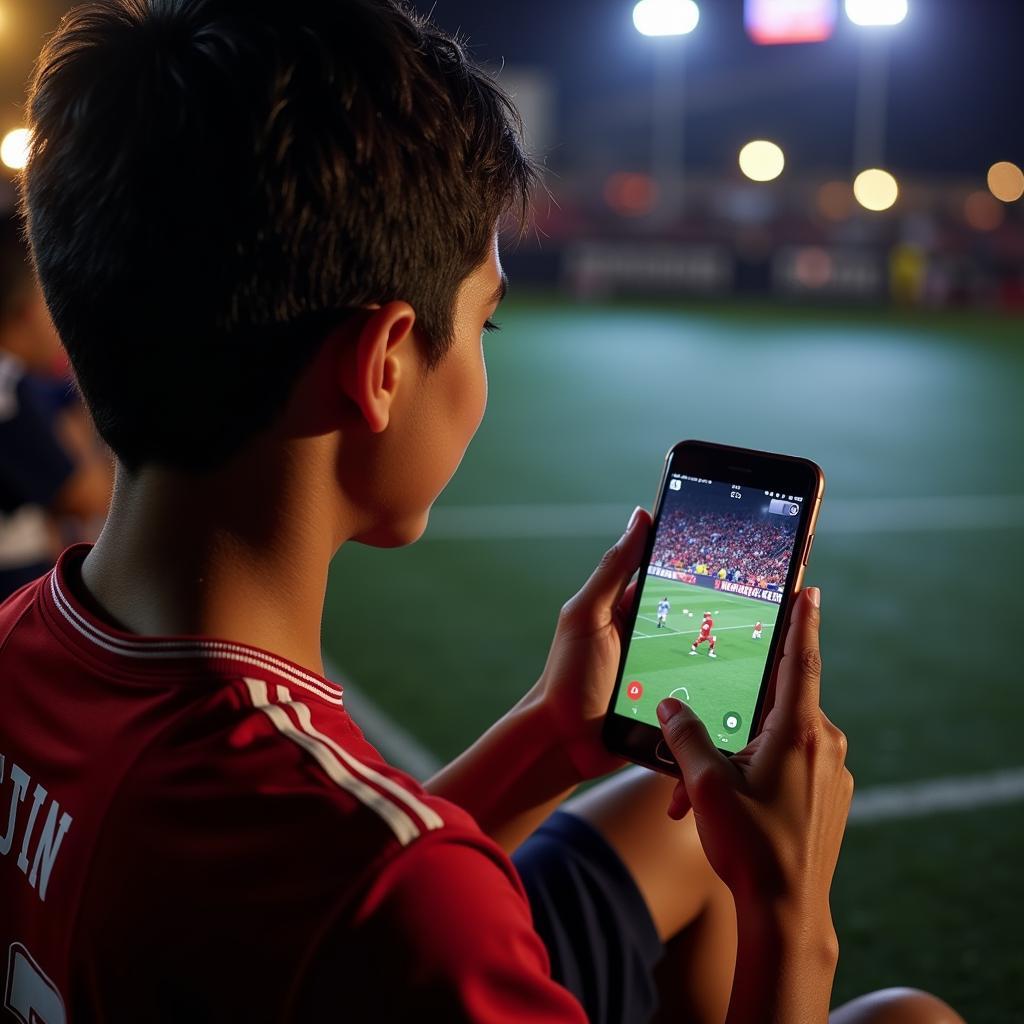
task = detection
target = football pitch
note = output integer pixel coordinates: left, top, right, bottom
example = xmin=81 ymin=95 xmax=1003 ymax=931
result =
xmin=618 ymin=581 xmax=778 ymax=747
xmin=324 ymin=297 xmax=1024 ymax=1021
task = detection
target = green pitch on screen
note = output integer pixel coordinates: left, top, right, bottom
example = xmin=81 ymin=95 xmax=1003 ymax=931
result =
xmin=614 ymin=579 xmax=778 ymax=749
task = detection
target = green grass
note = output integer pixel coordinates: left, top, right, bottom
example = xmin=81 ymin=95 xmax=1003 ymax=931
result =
xmin=615 ymin=579 xmax=778 ymax=746
xmin=832 ymin=803 xmax=1024 ymax=1023
xmin=324 ymin=297 xmax=1024 ymax=1020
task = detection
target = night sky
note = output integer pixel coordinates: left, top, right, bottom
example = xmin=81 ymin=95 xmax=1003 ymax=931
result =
xmin=3 ymin=1 xmax=1021 ymax=180
xmin=417 ymin=0 xmax=1024 ymax=180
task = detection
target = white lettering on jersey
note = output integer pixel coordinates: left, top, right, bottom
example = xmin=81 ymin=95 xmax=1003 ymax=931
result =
xmin=15 ymin=784 xmax=47 ymax=877
xmin=0 ymin=756 xmax=29 ymax=856
xmin=4 ymin=943 xmax=67 ymax=1024
xmin=28 ymin=803 xmax=73 ymax=902
xmin=0 ymin=752 xmax=73 ymax=903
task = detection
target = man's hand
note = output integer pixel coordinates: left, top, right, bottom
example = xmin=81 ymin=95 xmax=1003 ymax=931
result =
xmin=527 ymin=505 xmax=652 ymax=782
xmin=656 ymin=587 xmax=852 ymax=1024
xmin=656 ymin=587 xmax=852 ymax=908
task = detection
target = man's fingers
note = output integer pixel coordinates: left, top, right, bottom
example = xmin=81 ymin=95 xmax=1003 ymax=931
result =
xmin=570 ymin=507 xmax=651 ymax=620
xmin=768 ymin=588 xmax=822 ymax=732
xmin=657 ymin=698 xmax=728 ymax=812
xmin=616 ymin=579 xmax=638 ymax=618
xmin=667 ymin=778 xmax=692 ymax=820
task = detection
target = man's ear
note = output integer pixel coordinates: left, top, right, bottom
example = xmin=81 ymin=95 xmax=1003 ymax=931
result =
xmin=339 ymin=302 xmax=417 ymax=433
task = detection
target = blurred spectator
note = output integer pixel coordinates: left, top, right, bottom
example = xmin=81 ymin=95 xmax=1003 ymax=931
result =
xmin=0 ymin=215 xmax=112 ymax=599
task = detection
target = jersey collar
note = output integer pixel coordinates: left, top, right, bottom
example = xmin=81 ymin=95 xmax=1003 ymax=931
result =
xmin=40 ymin=544 xmax=345 ymax=706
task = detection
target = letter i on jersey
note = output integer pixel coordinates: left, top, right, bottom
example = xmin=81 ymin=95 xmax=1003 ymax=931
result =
xmin=0 ymin=754 xmax=73 ymax=902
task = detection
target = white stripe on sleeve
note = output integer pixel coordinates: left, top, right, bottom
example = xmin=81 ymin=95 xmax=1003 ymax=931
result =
xmin=242 ymin=678 xmax=422 ymax=846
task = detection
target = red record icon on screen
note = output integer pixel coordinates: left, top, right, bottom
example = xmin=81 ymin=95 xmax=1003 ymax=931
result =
xmin=627 ymin=680 xmax=644 ymax=701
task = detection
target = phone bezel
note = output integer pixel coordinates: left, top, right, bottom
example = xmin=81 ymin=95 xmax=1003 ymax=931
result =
xmin=602 ymin=439 xmax=825 ymax=777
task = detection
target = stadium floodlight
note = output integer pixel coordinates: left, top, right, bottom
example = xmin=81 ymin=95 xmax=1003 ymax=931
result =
xmin=853 ymin=167 xmax=898 ymax=211
xmin=633 ymin=0 xmax=700 ymax=37
xmin=844 ymin=0 xmax=907 ymax=27
xmin=738 ymin=140 xmax=785 ymax=182
xmin=987 ymin=161 xmax=1024 ymax=204
xmin=633 ymin=0 xmax=699 ymax=223
xmin=0 ymin=128 xmax=30 ymax=171
xmin=848 ymin=0 xmax=905 ymax=180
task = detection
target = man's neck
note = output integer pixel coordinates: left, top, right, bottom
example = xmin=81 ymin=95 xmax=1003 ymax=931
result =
xmin=80 ymin=455 xmax=340 ymax=676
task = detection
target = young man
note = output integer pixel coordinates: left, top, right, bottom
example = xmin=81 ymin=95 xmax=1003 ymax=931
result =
xmin=0 ymin=2 xmax=963 ymax=1022
xmin=752 ymin=621 xmax=763 ymax=640
xmin=656 ymin=597 xmax=670 ymax=627
xmin=690 ymin=612 xmax=717 ymax=657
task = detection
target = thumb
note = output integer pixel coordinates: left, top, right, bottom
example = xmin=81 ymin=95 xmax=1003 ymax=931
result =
xmin=657 ymin=698 xmax=727 ymax=813
xmin=574 ymin=506 xmax=651 ymax=616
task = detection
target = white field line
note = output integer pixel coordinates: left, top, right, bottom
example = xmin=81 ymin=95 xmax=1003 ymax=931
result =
xmin=423 ymin=494 xmax=1024 ymax=540
xmin=324 ymin=659 xmax=1024 ymax=824
xmin=847 ymin=767 xmax=1024 ymax=826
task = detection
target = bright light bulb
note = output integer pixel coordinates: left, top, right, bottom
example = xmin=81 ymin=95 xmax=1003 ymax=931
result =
xmin=853 ymin=168 xmax=898 ymax=211
xmin=987 ymin=161 xmax=1024 ymax=204
xmin=738 ymin=140 xmax=785 ymax=182
xmin=1 ymin=128 xmax=31 ymax=171
xmin=633 ymin=0 xmax=700 ymax=37
xmin=844 ymin=0 xmax=908 ymax=27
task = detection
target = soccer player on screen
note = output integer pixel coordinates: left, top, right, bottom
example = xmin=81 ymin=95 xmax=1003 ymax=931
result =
xmin=753 ymin=621 xmax=763 ymax=639
xmin=656 ymin=597 xmax=670 ymax=627
xmin=689 ymin=612 xmax=716 ymax=657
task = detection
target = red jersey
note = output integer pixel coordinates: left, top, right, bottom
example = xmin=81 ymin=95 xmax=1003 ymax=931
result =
xmin=700 ymin=617 xmax=713 ymax=637
xmin=0 ymin=546 xmax=586 ymax=1022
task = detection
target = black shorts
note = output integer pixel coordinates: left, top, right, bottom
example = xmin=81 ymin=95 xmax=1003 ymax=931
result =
xmin=512 ymin=810 xmax=664 ymax=1024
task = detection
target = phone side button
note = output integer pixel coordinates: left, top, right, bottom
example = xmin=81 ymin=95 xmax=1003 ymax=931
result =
xmin=655 ymin=740 xmax=676 ymax=766
xmin=802 ymin=533 xmax=815 ymax=565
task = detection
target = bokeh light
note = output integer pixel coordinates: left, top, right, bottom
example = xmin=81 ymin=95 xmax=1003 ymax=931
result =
xmin=738 ymin=140 xmax=785 ymax=182
xmin=986 ymin=161 xmax=1024 ymax=203
xmin=793 ymin=246 xmax=834 ymax=288
xmin=604 ymin=171 xmax=659 ymax=216
xmin=633 ymin=0 xmax=700 ymax=37
xmin=817 ymin=180 xmax=854 ymax=220
xmin=0 ymin=128 xmax=31 ymax=171
xmin=853 ymin=168 xmax=898 ymax=211
xmin=844 ymin=0 xmax=908 ymax=27
xmin=963 ymin=190 xmax=1005 ymax=232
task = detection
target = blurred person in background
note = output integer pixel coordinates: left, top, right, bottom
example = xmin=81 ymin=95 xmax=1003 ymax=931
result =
xmin=0 ymin=214 xmax=111 ymax=599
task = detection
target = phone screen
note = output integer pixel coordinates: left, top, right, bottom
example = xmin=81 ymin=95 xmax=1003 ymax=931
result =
xmin=613 ymin=472 xmax=807 ymax=750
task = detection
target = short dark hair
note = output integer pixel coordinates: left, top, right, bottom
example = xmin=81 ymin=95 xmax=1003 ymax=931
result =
xmin=21 ymin=0 xmax=535 ymax=472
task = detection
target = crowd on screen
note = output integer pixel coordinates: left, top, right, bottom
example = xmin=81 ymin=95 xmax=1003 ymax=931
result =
xmin=652 ymin=508 xmax=796 ymax=588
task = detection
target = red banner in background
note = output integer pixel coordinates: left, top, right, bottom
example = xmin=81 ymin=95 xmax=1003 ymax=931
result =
xmin=715 ymin=579 xmax=783 ymax=604
xmin=648 ymin=566 xmax=781 ymax=602
xmin=744 ymin=0 xmax=837 ymax=46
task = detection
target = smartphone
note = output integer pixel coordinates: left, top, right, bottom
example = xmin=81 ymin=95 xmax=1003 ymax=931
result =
xmin=603 ymin=440 xmax=824 ymax=775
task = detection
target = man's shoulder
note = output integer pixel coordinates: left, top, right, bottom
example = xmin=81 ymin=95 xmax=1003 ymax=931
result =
xmin=72 ymin=676 xmax=534 ymax=1021
xmin=120 ymin=673 xmax=476 ymax=860
xmin=80 ymin=674 xmax=494 ymax=956
xmin=225 ymin=676 xmax=469 ymax=849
